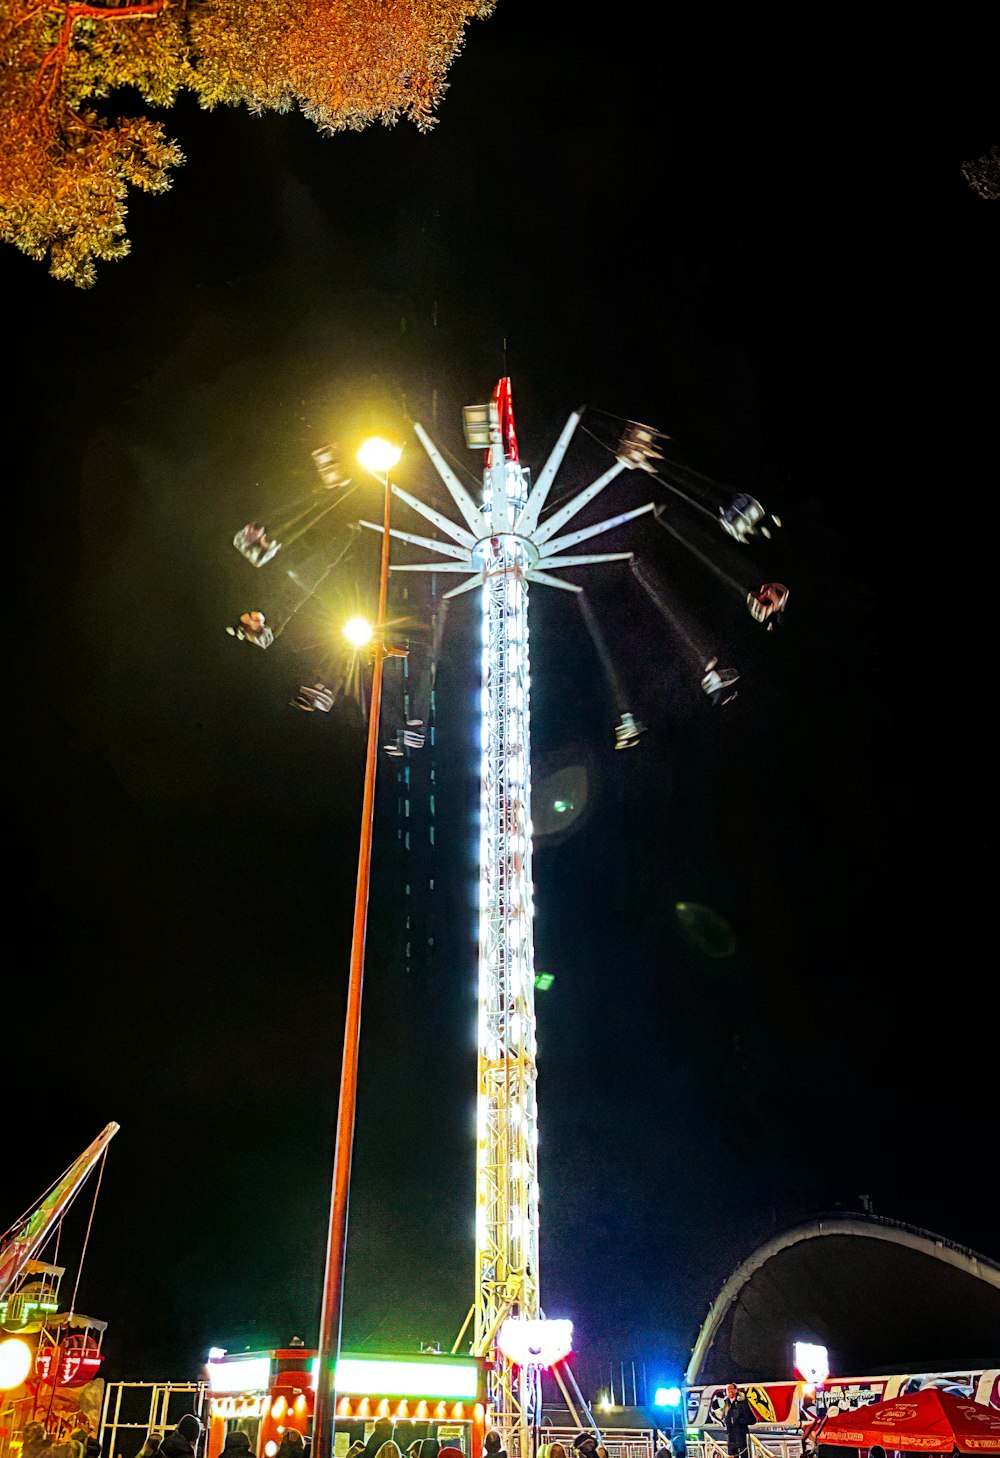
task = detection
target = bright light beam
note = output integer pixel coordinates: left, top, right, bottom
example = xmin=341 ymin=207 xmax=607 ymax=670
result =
xmin=343 ymin=615 xmax=373 ymax=648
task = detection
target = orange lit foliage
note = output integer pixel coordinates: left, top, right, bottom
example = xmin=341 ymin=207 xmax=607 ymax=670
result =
xmin=0 ymin=0 xmax=493 ymax=285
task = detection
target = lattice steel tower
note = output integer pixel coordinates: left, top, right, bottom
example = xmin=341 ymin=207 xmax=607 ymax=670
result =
xmin=361 ymin=380 xmax=653 ymax=1454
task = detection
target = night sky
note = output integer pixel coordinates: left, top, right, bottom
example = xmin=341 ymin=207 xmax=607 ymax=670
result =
xmin=4 ymin=0 xmax=995 ymax=1392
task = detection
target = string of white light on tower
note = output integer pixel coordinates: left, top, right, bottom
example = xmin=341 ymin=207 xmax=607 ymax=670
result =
xmin=359 ymin=380 xmax=655 ymax=1456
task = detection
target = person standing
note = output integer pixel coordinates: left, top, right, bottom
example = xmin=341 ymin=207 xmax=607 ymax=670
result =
xmin=722 ymin=1385 xmax=756 ymax=1458
xmin=70 ymin=1424 xmax=101 ymax=1458
xmin=158 ymin=1414 xmax=203 ymax=1458
xmin=19 ymin=1422 xmax=53 ymax=1458
xmin=360 ymin=1418 xmax=394 ymax=1458
xmin=219 ymin=1433 xmax=253 ymax=1458
xmin=276 ymin=1432 xmax=307 ymax=1458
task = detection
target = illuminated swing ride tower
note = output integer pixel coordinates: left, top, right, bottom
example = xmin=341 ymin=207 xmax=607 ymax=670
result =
xmin=362 ymin=380 xmax=654 ymax=1451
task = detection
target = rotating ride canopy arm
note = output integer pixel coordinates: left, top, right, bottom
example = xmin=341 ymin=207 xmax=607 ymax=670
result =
xmin=0 ymin=1122 xmax=119 ymax=1302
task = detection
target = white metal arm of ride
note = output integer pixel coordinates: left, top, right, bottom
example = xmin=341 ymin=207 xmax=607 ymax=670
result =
xmin=536 ymin=551 xmax=633 ymax=569
xmin=391 ymin=483 xmax=477 ymax=548
xmin=358 ymin=520 xmax=469 ymax=562
xmin=442 ymin=574 xmax=487 ymax=600
xmin=540 ymin=500 xmax=656 ymax=556
xmin=524 ymin=570 xmax=583 ymax=593
xmin=389 ymin=562 xmax=474 ymax=573
xmin=413 ymin=422 xmax=488 ymax=536
xmin=532 ymin=459 xmax=628 ymax=545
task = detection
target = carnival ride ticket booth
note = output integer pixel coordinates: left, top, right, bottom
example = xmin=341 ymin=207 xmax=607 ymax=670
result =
xmin=206 ymin=1350 xmax=485 ymax=1458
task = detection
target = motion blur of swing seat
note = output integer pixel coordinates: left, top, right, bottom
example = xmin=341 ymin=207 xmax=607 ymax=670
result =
xmin=383 ymin=720 xmax=426 ymax=757
xmin=614 ymin=711 xmax=646 ymax=749
xmin=746 ymin=582 xmax=788 ymax=626
xmin=233 ymin=523 xmax=282 ymax=565
xmin=720 ymin=493 xmax=769 ymax=542
xmin=311 ymin=444 xmax=353 ymax=490
xmin=226 ymin=610 xmax=274 ymax=648
xmin=616 ymin=420 xmax=668 ymax=473
xmin=700 ymin=657 xmax=740 ymax=705
xmin=291 ymin=683 xmax=335 ymax=712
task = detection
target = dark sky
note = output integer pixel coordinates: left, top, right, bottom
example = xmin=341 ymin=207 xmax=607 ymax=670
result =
xmin=3 ymin=0 xmax=995 ymax=1393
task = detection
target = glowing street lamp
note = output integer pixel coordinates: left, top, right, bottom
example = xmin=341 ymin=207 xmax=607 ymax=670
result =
xmin=0 ymin=1338 xmax=33 ymax=1391
xmin=313 ymin=436 xmax=402 ymax=1458
xmin=343 ymin=615 xmax=373 ymax=648
xmin=356 ymin=437 xmax=403 ymax=475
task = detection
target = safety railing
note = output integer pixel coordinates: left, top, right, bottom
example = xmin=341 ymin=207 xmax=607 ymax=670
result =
xmin=751 ymin=1435 xmax=802 ymax=1458
xmin=541 ymin=1427 xmax=655 ymax=1458
xmin=99 ymin=1382 xmax=208 ymax=1458
xmin=687 ymin=1435 xmax=801 ymax=1458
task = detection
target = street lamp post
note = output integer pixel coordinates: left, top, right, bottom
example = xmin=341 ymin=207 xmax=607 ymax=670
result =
xmin=313 ymin=437 xmax=402 ymax=1458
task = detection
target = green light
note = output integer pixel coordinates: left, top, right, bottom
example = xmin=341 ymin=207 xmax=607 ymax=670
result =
xmin=534 ymin=973 xmax=554 ymax=991
xmin=308 ymin=1355 xmax=479 ymax=1399
xmin=553 ymin=798 xmax=572 ymax=814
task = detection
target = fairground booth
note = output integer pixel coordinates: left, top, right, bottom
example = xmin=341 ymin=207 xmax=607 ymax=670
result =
xmin=205 ymin=1349 xmax=485 ymax=1458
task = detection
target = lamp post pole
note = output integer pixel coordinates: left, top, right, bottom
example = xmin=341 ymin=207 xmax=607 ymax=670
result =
xmin=313 ymin=450 xmax=397 ymax=1458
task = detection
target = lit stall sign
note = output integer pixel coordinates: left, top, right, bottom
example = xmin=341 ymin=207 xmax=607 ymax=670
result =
xmin=497 ymin=1319 xmax=573 ymax=1369
xmin=309 ymin=1356 xmax=480 ymax=1400
xmin=209 ymin=1397 xmax=268 ymax=1420
xmin=793 ymin=1343 xmax=830 ymax=1386
xmin=208 ymin=1357 xmax=272 ymax=1394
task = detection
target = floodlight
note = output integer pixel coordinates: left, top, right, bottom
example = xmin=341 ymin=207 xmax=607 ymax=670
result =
xmin=0 ymin=1338 xmax=32 ymax=1391
xmin=344 ymin=616 xmax=373 ymax=648
xmin=357 ymin=438 xmax=402 ymax=474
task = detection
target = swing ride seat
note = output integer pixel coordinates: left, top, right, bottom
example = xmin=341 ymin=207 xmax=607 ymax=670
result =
xmin=720 ymin=493 xmax=766 ymax=542
xmin=232 ymin=626 xmax=273 ymax=648
xmin=616 ymin=421 xmax=667 ymax=473
xmin=292 ymin=684 xmax=334 ymax=712
xmin=614 ymin=711 xmax=646 ymax=749
xmin=384 ymin=723 xmax=426 ymax=755
xmin=228 ymin=612 xmax=274 ymax=649
xmin=747 ymin=582 xmax=788 ymax=624
xmin=233 ymin=525 xmax=282 ymax=566
xmin=701 ymin=663 xmax=740 ymax=705
xmin=311 ymin=445 xmax=352 ymax=489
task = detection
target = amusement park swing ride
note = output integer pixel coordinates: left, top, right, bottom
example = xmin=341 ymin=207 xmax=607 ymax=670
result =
xmin=0 ymin=378 xmax=787 ymax=1458
xmin=217 ymin=377 xmax=786 ymax=1458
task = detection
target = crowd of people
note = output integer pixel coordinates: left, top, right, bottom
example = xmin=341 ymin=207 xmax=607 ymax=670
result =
xmin=19 ymin=1418 xmax=104 ymax=1458
xmin=15 ymin=1406 xmax=712 ymax=1458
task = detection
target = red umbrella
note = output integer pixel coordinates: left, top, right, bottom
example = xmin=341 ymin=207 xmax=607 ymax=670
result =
xmin=818 ymin=1389 xmax=1000 ymax=1453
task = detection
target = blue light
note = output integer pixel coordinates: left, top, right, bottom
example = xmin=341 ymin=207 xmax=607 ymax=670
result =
xmin=654 ymin=1387 xmax=682 ymax=1408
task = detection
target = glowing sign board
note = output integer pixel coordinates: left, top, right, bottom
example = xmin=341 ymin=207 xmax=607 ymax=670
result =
xmin=208 ymin=1357 xmax=272 ymax=1394
xmin=208 ymin=1353 xmax=479 ymax=1400
xmin=313 ymin=1356 xmax=479 ymax=1400
xmin=496 ymin=1319 xmax=573 ymax=1369
xmin=794 ymin=1343 xmax=830 ymax=1385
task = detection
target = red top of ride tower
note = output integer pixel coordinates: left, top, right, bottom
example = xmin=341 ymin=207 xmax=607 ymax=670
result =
xmin=488 ymin=377 xmax=519 ymax=466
